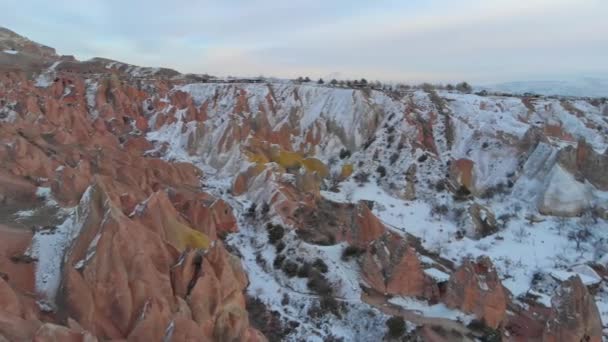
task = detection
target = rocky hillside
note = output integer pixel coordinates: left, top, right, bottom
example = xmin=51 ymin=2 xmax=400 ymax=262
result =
xmin=0 ymin=28 xmax=607 ymax=341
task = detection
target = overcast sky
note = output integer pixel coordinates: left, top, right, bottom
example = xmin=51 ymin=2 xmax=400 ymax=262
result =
xmin=1 ymin=0 xmax=607 ymax=84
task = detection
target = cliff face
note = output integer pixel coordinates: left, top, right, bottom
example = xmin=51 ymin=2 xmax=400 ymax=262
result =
xmin=0 ymin=28 xmax=606 ymax=341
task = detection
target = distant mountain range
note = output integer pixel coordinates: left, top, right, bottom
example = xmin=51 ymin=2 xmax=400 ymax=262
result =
xmin=481 ymin=77 xmax=608 ymax=98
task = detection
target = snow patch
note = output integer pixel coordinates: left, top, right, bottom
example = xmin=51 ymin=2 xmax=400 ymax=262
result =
xmin=27 ymin=186 xmax=93 ymax=307
xmin=388 ymin=296 xmax=474 ymax=324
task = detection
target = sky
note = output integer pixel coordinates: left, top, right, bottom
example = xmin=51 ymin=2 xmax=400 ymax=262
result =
xmin=1 ymin=0 xmax=607 ymax=84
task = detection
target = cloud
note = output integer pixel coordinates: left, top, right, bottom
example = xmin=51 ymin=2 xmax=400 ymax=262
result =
xmin=0 ymin=0 xmax=606 ymax=83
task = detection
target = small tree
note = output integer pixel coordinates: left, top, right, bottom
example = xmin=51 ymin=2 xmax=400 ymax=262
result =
xmin=246 ymin=203 xmax=256 ymax=218
xmin=456 ymin=81 xmax=472 ymax=93
xmin=261 ymin=202 xmax=270 ymax=217
xmin=385 ymin=316 xmax=406 ymax=338
xmin=339 ymin=148 xmax=351 ymax=159
xmin=360 ymin=78 xmax=368 ymax=85
xmin=317 ymin=78 xmax=324 ymax=84
xmin=376 ymin=165 xmax=387 ymax=178
xmin=568 ymin=228 xmax=591 ymax=252
xmin=304 ymin=76 xmax=311 ymax=82
xmin=421 ymin=83 xmax=434 ymax=92
xmin=296 ymin=76 xmax=304 ymax=83
xmin=330 ymin=79 xmax=338 ymax=85
xmin=446 ymin=84 xmax=455 ymax=91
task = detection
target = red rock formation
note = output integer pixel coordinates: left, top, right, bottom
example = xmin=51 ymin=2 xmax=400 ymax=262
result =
xmin=443 ymin=257 xmax=507 ymax=329
xmin=361 ymin=233 xmax=438 ymax=300
xmin=54 ymin=180 xmax=262 ymax=341
xmin=542 ymin=276 xmax=603 ymax=342
xmin=0 ymin=36 xmax=264 ymax=340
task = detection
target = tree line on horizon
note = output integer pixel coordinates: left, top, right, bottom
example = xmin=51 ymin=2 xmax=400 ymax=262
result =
xmin=294 ymin=76 xmax=473 ymax=93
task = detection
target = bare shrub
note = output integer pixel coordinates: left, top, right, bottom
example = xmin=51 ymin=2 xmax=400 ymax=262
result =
xmin=386 ymin=316 xmax=406 ymax=338
xmin=513 ymin=226 xmax=529 ymax=243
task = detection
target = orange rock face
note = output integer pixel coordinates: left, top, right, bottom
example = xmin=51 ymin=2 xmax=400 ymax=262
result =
xmin=443 ymin=256 xmax=507 ymax=329
xmin=53 ymin=174 xmax=260 ymax=341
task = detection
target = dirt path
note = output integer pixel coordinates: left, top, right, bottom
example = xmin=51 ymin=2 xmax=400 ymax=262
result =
xmin=362 ymin=290 xmax=475 ymax=341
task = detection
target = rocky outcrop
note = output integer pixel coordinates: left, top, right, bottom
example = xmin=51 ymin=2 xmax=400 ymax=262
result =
xmin=537 ymin=139 xmax=608 ymax=217
xmin=538 ymin=164 xmax=592 ymax=217
xmin=449 ymin=158 xmax=475 ymax=194
xmin=361 ymin=233 xmax=439 ymax=300
xmin=55 ymin=180 xmax=262 ymax=341
xmin=559 ymin=139 xmax=608 ymax=191
xmin=294 ymin=199 xmax=385 ymax=247
xmin=542 ymin=276 xmax=603 ymax=342
xmin=467 ymin=204 xmax=498 ymax=238
xmin=169 ymin=191 xmax=238 ymax=240
xmin=403 ymin=163 xmax=417 ymax=200
xmin=443 ymin=257 xmax=507 ymax=329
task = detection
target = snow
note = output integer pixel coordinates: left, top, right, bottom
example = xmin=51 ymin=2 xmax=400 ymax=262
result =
xmin=571 ymin=264 xmax=603 ymax=284
xmin=217 ymin=193 xmax=388 ymax=341
xmin=74 ymin=232 xmax=101 ymax=270
xmin=424 ymin=268 xmax=450 ymax=283
xmin=84 ymin=79 xmax=99 ymax=118
xmin=34 ymin=61 xmax=61 ymax=88
xmin=388 ymin=296 xmax=474 ymax=324
xmin=550 ymin=270 xmax=600 ymax=286
xmin=319 ymin=164 xmax=606 ymax=316
xmin=26 ymin=186 xmax=93 ymax=308
xmin=35 ymin=186 xmax=61 ymax=208
xmin=527 ymin=289 xmax=553 ymax=307
xmin=0 ymin=100 xmax=18 ymax=123
xmin=2 ymin=49 xmax=17 ymax=54
xmin=175 ymin=82 xmax=403 ymax=164
xmin=14 ymin=209 xmax=35 ymax=218
xmin=146 ymin=110 xmax=199 ymax=164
